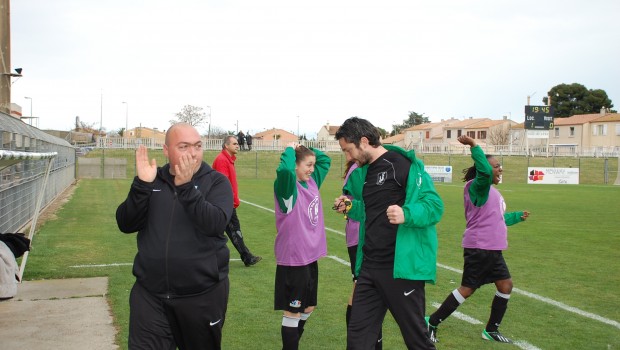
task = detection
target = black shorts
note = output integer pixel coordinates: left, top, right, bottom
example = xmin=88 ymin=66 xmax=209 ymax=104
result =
xmin=274 ymin=261 xmax=319 ymax=313
xmin=461 ymin=248 xmax=511 ymax=289
xmin=347 ymin=245 xmax=358 ymax=282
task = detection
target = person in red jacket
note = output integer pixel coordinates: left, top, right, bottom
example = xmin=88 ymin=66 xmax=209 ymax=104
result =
xmin=212 ymin=135 xmax=262 ymax=266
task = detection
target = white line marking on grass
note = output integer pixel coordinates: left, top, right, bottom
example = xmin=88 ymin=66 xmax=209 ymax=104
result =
xmin=431 ymin=302 xmax=482 ymax=324
xmin=327 ymin=255 xmax=350 ymax=266
xmin=512 ymin=287 xmax=620 ymax=329
xmin=70 ymin=263 xmax=133 ymax=268
xmin=512 ymin=340 xmax=543 ymax=350
xmin=241 ymin=199 xmax=275 ymax=213
xmin=438 ymin=264 xmax=620 ymax=330
xmin=243 ymin=199 xmax=620 ymax=330
xmin=429 ymin=303 xmax=542 ymax=350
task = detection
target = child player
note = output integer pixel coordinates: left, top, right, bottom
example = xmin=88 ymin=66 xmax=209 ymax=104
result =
xmin=426 ymin=135 xmax=530 ymax=344
xmin=273 ymin=142 xmax=331 ymax=350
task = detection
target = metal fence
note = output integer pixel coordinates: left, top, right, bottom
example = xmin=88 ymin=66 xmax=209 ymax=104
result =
xmin=78 ymin=147 xmax=619 ymax=186
xmin=97 ymin=136 xmax=620 ymax=158
xmin=0 ymin=113 xmax=76 ymax=233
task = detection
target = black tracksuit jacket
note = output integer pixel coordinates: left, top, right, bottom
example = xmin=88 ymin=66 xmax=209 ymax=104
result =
xmin=116 ymin=162 xmax=233 ymax=298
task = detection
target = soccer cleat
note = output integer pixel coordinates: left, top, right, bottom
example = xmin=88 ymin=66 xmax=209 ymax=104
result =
xmin=481 ymin=329 xmax=512 ymax=343
xmin=425 ymin=316 xmax=438 ymax=343
xmin=244 ymin=255 xmax=262 ymax=267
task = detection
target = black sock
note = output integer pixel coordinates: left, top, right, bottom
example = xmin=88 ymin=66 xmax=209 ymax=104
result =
xmin=281 ymin=326 xmax=299 ymax=350
xmin=299 ymin=311 xmax=312 ymax=338
xmin=346 ymin=304 xmax=352 ymax=327
xmin=430 ymin=291 xmax=462 ymax=326
xmin=298 ymin=319 xmax=306 ymax=338
xmin=486 ymin=293 xmax=509 ymax=332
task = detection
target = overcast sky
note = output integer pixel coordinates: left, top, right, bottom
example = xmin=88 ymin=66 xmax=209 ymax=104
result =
xmin=9 ymin=0 xmax=620 ymax=138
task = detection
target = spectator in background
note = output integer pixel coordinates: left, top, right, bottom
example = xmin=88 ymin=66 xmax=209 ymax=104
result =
xmin=237 ymin=130 xmax=246 ymax=151
xmin=212 ymin=135 xmax=262 ymax=267
xmin=116 ymin=123 xmax=233 ymax=349
xmin=245 ymin=132 xmax=253 ymax=151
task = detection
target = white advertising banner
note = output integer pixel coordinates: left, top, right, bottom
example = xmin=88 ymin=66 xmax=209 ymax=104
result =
xmin=527 ymin=130 xmax=550 ymax=139
xmin=527 ymin=167 xmax=579 ymax=185
xmin=425 ymin=165 xmax=453 ymax=183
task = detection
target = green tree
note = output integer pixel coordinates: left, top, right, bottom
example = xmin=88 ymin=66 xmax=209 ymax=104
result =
xmin=392 ymin=111 xmax=429 ymax=135
xmin=170 ymin=105 xmax=207 ymax=127
xmin=542 ymin=83 xmax=614 ymax=117
xmin=376 ymin=127 xmax=388 ymax=139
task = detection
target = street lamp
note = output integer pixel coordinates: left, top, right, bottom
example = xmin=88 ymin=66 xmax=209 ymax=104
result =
xmin=206 ymin=105 xmax=211 ymax=139
xmin=297 ymin=115 xmax=300 ymax=140
xmin=122 ymin=101 xmax=128 ymax=136
xmin=24 ymin=96 xmax=33 ymax=126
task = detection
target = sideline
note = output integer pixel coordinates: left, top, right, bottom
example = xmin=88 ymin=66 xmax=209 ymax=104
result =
xmin=241 ymin=198 xmax=620 ymax=331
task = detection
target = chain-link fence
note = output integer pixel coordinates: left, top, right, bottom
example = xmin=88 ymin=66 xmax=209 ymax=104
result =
xmin=1 ymin=113 xmax=76 ymax=233
xmin=78 ymin=148 xmax=618 ymax=185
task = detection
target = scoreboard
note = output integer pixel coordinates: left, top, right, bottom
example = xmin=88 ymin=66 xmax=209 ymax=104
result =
xmin=525 ymin=105 xmax=554 ymax=130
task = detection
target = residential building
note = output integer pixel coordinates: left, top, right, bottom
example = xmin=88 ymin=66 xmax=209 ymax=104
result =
xmin=253 ymin=128 xmax=298 ymax=143
xmin=126 ymin=127 xmax=166 ymax=144
xmin=403 ymin=118 xmax=459 ymax=148
xmin=382 ymin=133 xmax=405 ymax=147
xmin=464 ymin=117 xmax=519 ymax=145
xmin=442 ymin=118 xmax=490 ymax=144
xmin=587 ymin=113 xmax=620 ymax=149
xmin=317 ymin=123 xmax=340 ymax=141
xmin=550 ymin=113 xmax=601 ymax=151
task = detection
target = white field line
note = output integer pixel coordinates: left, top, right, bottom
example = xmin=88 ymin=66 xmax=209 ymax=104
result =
xmin=326 ymin=255 xmax=351 ymax=266
xmin=428 ymin=302 xmax=544 ymax=350
xmin=431 ymin=302 xmax=482 ymax=325
xmin=70 ymin=263 xmax=133 ymax=268
xmin=243 ymin=199 xmax=620 ymax=331
xmin=437 ymin=264 xmax=620 ymax=330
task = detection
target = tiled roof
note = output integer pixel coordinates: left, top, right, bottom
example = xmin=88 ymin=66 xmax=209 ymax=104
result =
xmin=322 ymin=125 xmax=341 ymax=135
xmin=253 ymin=128 xmax=297 ymax=138
xmin=465 ymin=119 xmax=512 ymax=129
xmin=554 ymin=113 xmax=602 ymax=125
xmin=592 ymin=113 xmax=620 ymax=122
xmin=382 ymin=133 xmax=404 ymax=144
xmin=444 ymin=118 xmax=490 ymax=128
xmin=405 ymin=122 xmax=441 ymax=131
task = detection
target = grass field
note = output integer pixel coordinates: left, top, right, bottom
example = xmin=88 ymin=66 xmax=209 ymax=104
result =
xmin=23 ymin=158 xmax=620 ymax=349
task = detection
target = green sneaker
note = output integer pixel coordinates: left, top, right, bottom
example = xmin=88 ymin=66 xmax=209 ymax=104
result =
xmin=482 ymin=329 xmax=512 ymax=343
xmin=425 ymin=316 xmax=438 ymax=343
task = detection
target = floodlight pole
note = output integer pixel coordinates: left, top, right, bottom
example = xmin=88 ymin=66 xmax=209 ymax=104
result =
xmin=122 ymin=101 xmax=128 ymax=135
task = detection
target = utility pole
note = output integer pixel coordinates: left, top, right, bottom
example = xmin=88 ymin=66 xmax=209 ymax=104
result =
xmin=1 ymin=0 xmax=15 ymax=114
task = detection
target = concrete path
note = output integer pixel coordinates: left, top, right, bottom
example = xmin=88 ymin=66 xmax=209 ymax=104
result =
xmin=0 ymin=277 xmax=118 ymax=349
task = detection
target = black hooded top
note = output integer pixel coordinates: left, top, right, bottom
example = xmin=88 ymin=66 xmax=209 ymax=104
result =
xmin=116 ymin=161 xmax=233 ymax=298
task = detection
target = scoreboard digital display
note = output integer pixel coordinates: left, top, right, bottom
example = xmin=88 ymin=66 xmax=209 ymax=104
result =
xmin=525 ymin=105 xmax=554 ymax=130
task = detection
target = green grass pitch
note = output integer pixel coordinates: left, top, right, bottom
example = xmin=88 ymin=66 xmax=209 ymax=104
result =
xmin=23 ymin=158 xmax=620 ymax=349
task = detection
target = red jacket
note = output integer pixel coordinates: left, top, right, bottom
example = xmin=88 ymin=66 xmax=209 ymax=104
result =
xmin=212 ymin=149 xmax=240 ymax=208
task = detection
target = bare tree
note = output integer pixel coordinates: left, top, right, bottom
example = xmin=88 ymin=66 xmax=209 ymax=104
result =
xmin=170 ymin=105 xmax=207 ymax=127
xmin=487 ymin=125 xmax=511 ymax=145
xmin=203 ymin=126 xmax=228 ymax=139
xmin=76 ymin=120 xmax=106 ymax=135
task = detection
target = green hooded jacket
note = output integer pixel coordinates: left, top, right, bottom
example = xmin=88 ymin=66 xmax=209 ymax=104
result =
xmin=343 ymin=145 xmax=444 ymax=283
